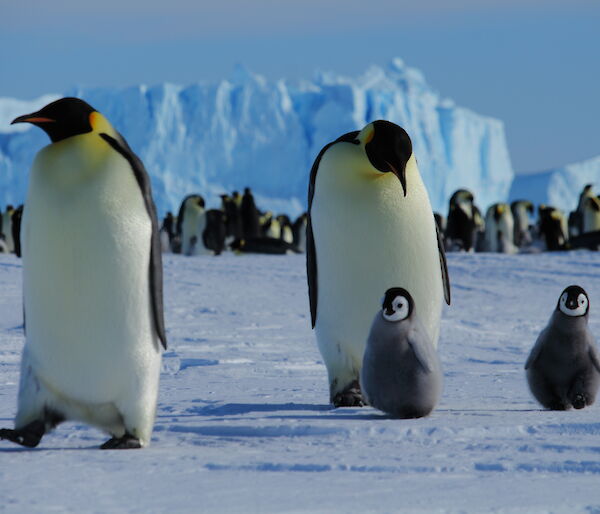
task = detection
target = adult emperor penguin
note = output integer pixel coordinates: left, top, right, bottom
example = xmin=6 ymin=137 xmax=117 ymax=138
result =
xmin=2 ymin=205 xmax=15 ymax=253
xmin=445 ymin=189 xmax=476 ymax=251
xmin=525 ymin=286 xmax=600 ymax=410
xmin=483 ymin=203 xmax=517 ymax=253
xmin=361 ymin=288 xmax=442 ymax=418
xmin=176 ymin=194 xmax=208 ymax=256
xmin=582 ymin=196 xmax=600 ymax=234
xmin=307 ymin=120 xmax=450 ymax=407
xmin=0 ymin=97 xmax=167 ymax=449
xmin=511 ymin=200 xmax=534 ymax=248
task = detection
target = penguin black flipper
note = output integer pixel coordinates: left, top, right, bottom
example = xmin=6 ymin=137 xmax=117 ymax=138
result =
xmin=99 ymin=133 xmax=167 ymax=349
xmin=307 ymin=130 xmax=360 ymax=328
xmin=436 ymin=223 xmax=451 ymax=305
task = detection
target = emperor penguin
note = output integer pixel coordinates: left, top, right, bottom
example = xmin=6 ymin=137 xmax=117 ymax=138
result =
xmin=483 ymin=203 xmax=517 ymax=253
xmin=0 ymin=97 xmax=166 ymax=449
xmin=2 ymin=205 xmax=15 ymax=253
xmin=538 ymin=205 xmax=568 ymax=251
xmin=241 ymin=187 xmax=261 ymax=238
xmin=277 ymin=215 xmax=294 ymax=244
xmin=525 ymin=286 xmax=600 ymax=410
xmin=582 ymin=196 xmax=600 ymax=234
xmin=360 ymin=288 xmax=442 ymax=418
xmin=292 ymin=213 xmax=308 ymax=253
xmin=307 ymin=120 xmax=450 ymax=407
xmin=176 ymin=194 xmax=209 ymax=256
xmin=511 ymin=200 xmax=534 ymax=248
xmin=445 ymin=189 xmax=476 ymax=252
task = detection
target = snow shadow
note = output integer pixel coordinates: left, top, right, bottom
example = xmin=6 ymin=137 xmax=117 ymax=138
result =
xmin=186 ymin=402 xmax=331 ymax=416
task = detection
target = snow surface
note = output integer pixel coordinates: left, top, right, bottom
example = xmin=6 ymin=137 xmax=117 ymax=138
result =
xmin=3 ymin=252 xmax=600 ymax=512
xmin=0 ymin=60 xmax=513 ymax=217
xmin=510 ymin=156 xmax=600 ymax=213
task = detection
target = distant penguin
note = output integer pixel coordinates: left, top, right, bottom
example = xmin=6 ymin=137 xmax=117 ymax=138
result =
xmin=511 ymin=200 xmax=534 ymax=248
xmin=241 ymin=187 xmax=261 ymax=238
xmin=361 ymin=288 xmax=442 ymax=418
xmin=11 ymin=205 xmax=23 ymax=258
xmin=221 ymin=194 xmax=243 ymax=242
xmin=261 ymin=211 xmax=281 ymax=239
xmin=292 ymin=213 xmax=308 ymax=253
xmin=203 ymin=209 xmax=227 ymax=255
xmin=525 ymin=286 xmax=600 ymax=410
xmin=483 ymin=203 xmax=516 ymax=253
xmin=176 ymin=194 xmax=209 ymax=256
xmin=160 ymin=212 xmax=175 ymax=253
xmin=277 ymin=215 xmax=294 ymax=244
xmin=0 ymin=235 xmax=8 ymax=254
xmin=582 ymin=196 xmax=600 ymax=234
xmin=445 ymin=189 xmax=476 ymax=251
xmin=538 ymin=205 xmax=568 ymax=251
xmin=0 ymin=97 xmax=166 ymax=449
xmin=308 ymin=120 xmax=450 ymax=407
xmin=2 ymin=205 xmax=15 ymax=253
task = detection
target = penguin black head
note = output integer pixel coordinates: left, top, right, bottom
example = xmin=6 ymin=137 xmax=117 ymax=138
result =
xmin=357 ymin=120 xmax=412 ymax=197
xmin=381 ymin=287 xmax=414 ymax=322
xmin=557 ymin=285 xmax=589 ymax=317
xmin=11 ymin=97 xmax=96 ymax=144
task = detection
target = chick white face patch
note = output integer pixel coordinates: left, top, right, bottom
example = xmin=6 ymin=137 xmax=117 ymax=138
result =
xmin=383 ymin=294 xmax=410 ymax=322
xmin=559 ymin=292 xmax=588 ymax=317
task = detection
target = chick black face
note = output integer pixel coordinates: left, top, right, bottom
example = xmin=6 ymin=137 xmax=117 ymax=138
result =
xmin=363 ymin=120 xmax=413 ymax=197
xmin=381 ymin=287 xmax=414 ymax=322
xmin=11 ymin=97 xmax=96 ymax=144
xmin=557 ymin=285 xmax=589 ymax=317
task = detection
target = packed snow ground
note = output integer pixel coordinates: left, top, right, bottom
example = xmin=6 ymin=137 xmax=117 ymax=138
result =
xmin=2 ymin=251 xmax=600 ymax=512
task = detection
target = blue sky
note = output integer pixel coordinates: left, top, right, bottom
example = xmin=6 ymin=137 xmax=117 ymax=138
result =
xmin=2 ymin=0 xmax=599 ymax=173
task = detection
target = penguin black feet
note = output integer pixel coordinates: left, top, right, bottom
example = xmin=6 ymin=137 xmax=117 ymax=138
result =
xmin=100 ymin=433 xmax=142 ymax=450
xmin=0 ymin=420 xmax=45 ymax=448
xmin=332 ymin=380 xmax=365 ymax=408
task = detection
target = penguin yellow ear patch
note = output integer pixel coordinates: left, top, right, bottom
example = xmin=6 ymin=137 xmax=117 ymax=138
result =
xmin=358 ymin=123 xmax=375 ymax=145
xmin=89 ymin=111 xmax=114 ymax=135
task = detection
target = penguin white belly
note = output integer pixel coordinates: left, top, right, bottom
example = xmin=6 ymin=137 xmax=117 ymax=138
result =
xmin=22 ymin=139 xmax=160 ymax=409
xmin=312 ymin=164 xmax=443 ymax=380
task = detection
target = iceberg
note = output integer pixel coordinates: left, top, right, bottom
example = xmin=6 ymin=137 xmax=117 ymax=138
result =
xmin=510 ymin=156 xmax=600 ymax=213
xmin=0 ymin=60 xmax=514 ymax=217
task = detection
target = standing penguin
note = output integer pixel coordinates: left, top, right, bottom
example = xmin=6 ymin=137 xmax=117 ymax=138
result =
xmin=582 ymin=196 xmax=600 ymax=234
xmin=445 ymin=189 xmax=476 ymax=251
xmin=483 ymin=203 xmax=517 ymax=253
xmin=511 ymin=200 xmax=534 ymax=248
xmin=525 ymin=286 xmax=600 ymax=410
xmin=241 ymin=187 xmax=261 ymax=238
xmin=292 ymin=212 xmax=308 ymax=253
xmin=361 ymin=288 xmax=442 ymax=418
xmin=0 ymin=97 xmax=166 ymax=449
xmin=307 ymin=120 xmax=450 ymax=406
xmin=11 ymin=205 xmax=24 ymax=258
xmin=2 ymin=205 xmax=15 ymax=253
xmin=176 ymin=194 xmax=208 ymax=256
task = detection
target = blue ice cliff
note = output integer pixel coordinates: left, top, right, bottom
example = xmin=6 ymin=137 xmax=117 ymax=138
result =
xmin=0 ymin=59 xmax=514 ymax=216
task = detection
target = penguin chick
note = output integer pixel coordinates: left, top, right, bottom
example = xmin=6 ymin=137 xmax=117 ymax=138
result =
xmin=525 ymin=285 xmax=600 ymax=410
xmin=361 ymin=288 xmax=443 ymax=418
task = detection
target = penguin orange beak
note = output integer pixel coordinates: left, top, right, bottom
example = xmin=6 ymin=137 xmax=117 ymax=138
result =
xmin=11 ymin=114 xmax=55 ymax=125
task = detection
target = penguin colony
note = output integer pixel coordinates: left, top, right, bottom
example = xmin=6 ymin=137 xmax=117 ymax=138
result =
xmin=1 ymin=100 xmax=599 ymax=449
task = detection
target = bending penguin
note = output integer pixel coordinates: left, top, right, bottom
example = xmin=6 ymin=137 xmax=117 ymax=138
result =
xmin=361 ymin=288 xmax=442 ymax=418
xmin=525 ymin=285 xmax=600 ymax=410
xmin=307 ymin=120 xmax=450 ymax=407
xmin=0 ymin=97 xmax=167 ymax=449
